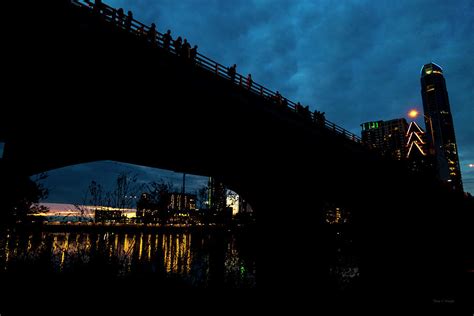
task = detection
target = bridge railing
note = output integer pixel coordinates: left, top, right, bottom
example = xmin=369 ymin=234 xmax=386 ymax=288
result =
xmin=72 ymin=0 xmax=362 ymax=144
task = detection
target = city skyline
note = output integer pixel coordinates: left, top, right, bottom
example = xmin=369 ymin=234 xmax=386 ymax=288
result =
xmin=41 ymin=0 xmax=473 ymax=198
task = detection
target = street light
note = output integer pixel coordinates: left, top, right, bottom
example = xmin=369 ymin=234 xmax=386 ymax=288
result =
xmin=408 ymin=109 xmax=419 ymax=119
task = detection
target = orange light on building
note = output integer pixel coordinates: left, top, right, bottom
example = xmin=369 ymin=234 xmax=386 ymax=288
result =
xmin=408 ymin=109 xmax=419 ymax=119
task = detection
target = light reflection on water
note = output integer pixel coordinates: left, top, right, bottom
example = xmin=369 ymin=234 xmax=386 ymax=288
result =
xmin=0 ymin=230 xmax=256 ymax=288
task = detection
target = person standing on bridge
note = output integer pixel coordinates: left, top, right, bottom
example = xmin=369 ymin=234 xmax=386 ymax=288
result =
xmin=303 ymin=105 xmax=311 ymax=120
xmin=182 ymin=39 xmax=191 ymax=59
xmin=247 ymin=74 xmax=253 ymax=90
xmin=163 ymin=30 xmax=172 ymax=51
xmin=125 ymin=11 xmax=133 ymax=31
xmin=190 ymin=45 xmax=198 ymax=62
xmin=314 ymin=110 xmax=325 ymax=126
xmin=295 ymin=102 xmax=302 ymax=113
xmin=319 ymin=111 xmax=326 ymax=126
xmin=275 ymin=91 xmax=282 ymax=106
xmin=174 ymin=37 xmax=182 ymax=55
xmin=227 ymin=64 xmax=237 ymax=83
xmin=148 ymin=23 xmax=157 ymax=45
xmin=93 ymin=0 xmax=104 ymax=14
xmin=116 ymin=8 xmax=125 ymax=27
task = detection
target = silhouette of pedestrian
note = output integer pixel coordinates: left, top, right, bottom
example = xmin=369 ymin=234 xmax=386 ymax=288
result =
xmin=148 ymin=22 xmax=157 ymax=44
xmin=110 ymin=7 xmax=117 ymax=22
xmin=190 ymin=45 xmax=198 ymax=62
xmin=228 ymin=64 xmax=237 ymax=83
xmin=117 ymin=8 xmax=124 ymax=27
xmin=247 ymin=74 xmax=253 ymax=90
xmin=174 ymin=37 xmax=182 ymax=55
xmin=275 ymin=91 xmax=282 ymax=106
xmin=295 ymin=102 xmax=302 ymax=113
xmin=93 ymin=0 xmax=103 ymax=14
xmin=303 ymin=105 xmax=311 ymax=119
xmin=163 ymin=30 xmax=172 ymax=51
xmin=125 ymin=11 xmax=133 ymax=30
xmin=314 ymin=110 xmax=325 ymax=126
xmin=182 ymin=39 xmax=191 ymax=58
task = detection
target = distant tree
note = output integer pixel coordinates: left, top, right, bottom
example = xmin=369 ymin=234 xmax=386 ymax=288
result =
xmin=74 ymin=180 xmax=104 ymax=221
xmin=0 ymin=167 xmax=49 ymax=224
xmin=144 ymin=180 xmax=176 ymax=224
xmin=27 ymin=173 xmax=50 ymax=216
xmin=107 ymin=172 xmax=140 ymax=211
xmin=146 ymin=180 xmax=175 ymax=210
xmin=76 ymin=172 xmax=142 ymax=223
xmin=88 ymin=180 xmax=104 ymax=208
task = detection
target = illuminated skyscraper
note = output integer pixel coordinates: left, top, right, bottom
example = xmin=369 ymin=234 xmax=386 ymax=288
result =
xmin=208 ymin=177 xmax=226 ymax=212
xmin=361 ymin=118 xmax=408 ymax=160
xmin=420 ymin=62 xmax=463 ymax=191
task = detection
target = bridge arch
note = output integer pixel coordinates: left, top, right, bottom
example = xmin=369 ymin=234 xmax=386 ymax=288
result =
xmin=34 ymin=159 xmax=259 ymax=214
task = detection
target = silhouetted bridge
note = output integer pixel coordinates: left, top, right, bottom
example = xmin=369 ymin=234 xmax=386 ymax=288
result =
xmin=77 ymin=0 xmax=363 ymax=143
xmin=1 ymin=0 xmax=471 ymax=301
xmin=2 ymin=0 xmax=377 ymax=209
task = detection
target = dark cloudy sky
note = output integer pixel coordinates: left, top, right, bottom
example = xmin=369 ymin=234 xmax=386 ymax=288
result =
xmin=44 ymin=0 xmax=474 ymax=201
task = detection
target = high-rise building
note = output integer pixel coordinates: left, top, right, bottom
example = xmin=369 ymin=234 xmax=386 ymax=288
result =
xmin=208 ymin=177 xmax=226 ymax=212
xmin=420 ymin=62 xmax=463 ymax=191
xmin=169 ymin=193 xmax=196 ymax=211
xmin=361 ymin=118 xmax=408 ymax=160
xmin=136 ymin=192 xmax=160 ymax=223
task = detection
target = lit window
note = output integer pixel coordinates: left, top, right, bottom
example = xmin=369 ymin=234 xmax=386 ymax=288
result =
xmin=427 ymin=84 xmax=435 ymax=92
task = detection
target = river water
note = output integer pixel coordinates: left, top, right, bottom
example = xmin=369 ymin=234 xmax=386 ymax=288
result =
xmin=0 ymin=226 xmax=365 ymax=293
xmin=0 ymin=229 xmax=257 ymax=288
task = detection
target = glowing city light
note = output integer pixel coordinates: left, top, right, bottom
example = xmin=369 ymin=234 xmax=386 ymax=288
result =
xmin=408 ymin=109 xmax=419 ymax=118
xmin=469 ymin=164 xmax=474 ymax=168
